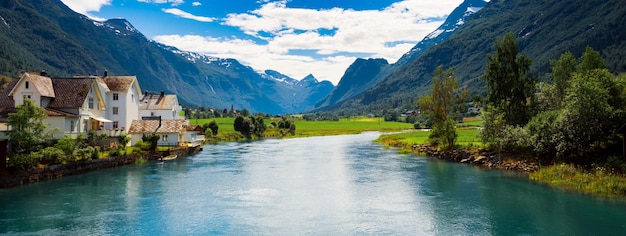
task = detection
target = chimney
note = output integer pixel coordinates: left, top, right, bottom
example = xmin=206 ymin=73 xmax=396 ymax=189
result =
xmin=160 ymin=90 xmax=164 ymax=97
xmin=104 ymin=70 xmax=108 ymax=77
xmin=40 ymin=70 xmax=47 ymax=76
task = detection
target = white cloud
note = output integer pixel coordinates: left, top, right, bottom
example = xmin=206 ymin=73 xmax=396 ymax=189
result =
xmin=162 ymin=8 xmax=216 ymax=22
xmin=60 ymin=0 xmax=111 ymax=21
xmin=154 ymin=0 xmax=464 ymax=85
xmin=192 ymin=2 xmax=201 ymax=7
xmin=137 ymin=0 xmax=184 ymax=6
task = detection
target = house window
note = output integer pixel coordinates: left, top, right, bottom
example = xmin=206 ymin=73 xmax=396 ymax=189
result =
xmin=113 ymin=107 xmax=119 ymax=115
xmin=162 ymin=135 xmax=168 ymax=141
xmin=113 ymin=93 xmax=119 ymax=101
xmin=23 ymin=95 xmax=31 ymax=100
xmin=113 ymin=121 xmax=119 ymax=129
xmin=70 ymin=120 xmax=75 ymax=132
xmin=88 ymin=97 xmax=94 ymax=109
xmin=25 ymin=81 xmax=29 ymax=89
xmin=131 ymin=94 xmax=134 ymax=101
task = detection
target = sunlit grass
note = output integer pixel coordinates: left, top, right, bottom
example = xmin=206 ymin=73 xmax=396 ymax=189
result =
xmin=191 ymin=117 xmax=414 ymax=141
xmin=530 ymin=163 xmax=626 ymax=198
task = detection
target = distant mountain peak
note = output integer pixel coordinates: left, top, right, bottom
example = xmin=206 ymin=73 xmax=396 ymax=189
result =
xmin=301 ymin=74 xmax=317 ymax=82
xmin=261 ymin=70 xmax=298 ymax=85
xmin=93 ymin=18 xmax=139 ymax=36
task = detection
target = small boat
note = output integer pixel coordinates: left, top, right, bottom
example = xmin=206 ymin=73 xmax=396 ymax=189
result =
xmin=160 ymin=154 xmax=177 ymax=161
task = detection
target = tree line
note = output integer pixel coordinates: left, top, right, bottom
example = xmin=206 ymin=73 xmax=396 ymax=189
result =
xmin=419 ymin=32 xmax=626 ymax=168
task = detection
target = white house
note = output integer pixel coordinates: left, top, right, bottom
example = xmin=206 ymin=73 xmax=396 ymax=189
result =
xmin=0 ymin=72 xmax=110 ymax=139
xmin=139 ymin=91 xmax=184 ymax=120
xmin=102 ymin=75 xmax=142 ymax=133
xmin=0 ymin=72 xmax=192 ymax=146
xmin=183 ymin=125 xmax=204 ymax=147
xmin=127 ymin=119 xmax=189 ymax=146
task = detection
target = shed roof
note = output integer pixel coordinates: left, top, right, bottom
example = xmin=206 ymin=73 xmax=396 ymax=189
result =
xmin=128 ymin=120 xmax=189 ymax=134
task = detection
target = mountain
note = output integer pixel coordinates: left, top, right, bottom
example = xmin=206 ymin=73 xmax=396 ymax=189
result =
xmin=259 ymin=71 xmax=334 ymax=113
xmin=314 ymin=0 xmax=487 ymax=111
xmin=322 ymin=0 xmax=626 ymax=113
xmin=315 ymin=58 xmax=393 ymax=108
xmin=394 ymin=0 xmax=488 ymax=66
xmin=0 ymin=0 xmax=332 ymax=114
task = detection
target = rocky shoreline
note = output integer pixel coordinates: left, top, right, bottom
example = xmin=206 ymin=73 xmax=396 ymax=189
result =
xmin=412 ymin=144 xmax=540 ymax=173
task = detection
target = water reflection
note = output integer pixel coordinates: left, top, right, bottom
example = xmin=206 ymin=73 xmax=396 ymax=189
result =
xmin=1 ymin=132 xmax=626 ymax=235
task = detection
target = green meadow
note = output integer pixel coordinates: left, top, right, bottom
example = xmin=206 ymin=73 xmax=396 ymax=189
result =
xmin=190 ymin=117 xmax=414 ymax=141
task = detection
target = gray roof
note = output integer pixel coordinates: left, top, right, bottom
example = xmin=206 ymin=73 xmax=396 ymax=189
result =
xmin=128 ymin=120 xmax=189 ymax=134
xmin=140 ymin=93 xmax=179 ymax=110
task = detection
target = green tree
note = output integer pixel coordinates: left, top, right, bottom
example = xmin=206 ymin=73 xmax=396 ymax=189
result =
xmin=207 ymin=120 xmax=219 ymax=135
xmin=549 ymin=51 xmax=576 ymax=107
xmin=416 ymin=66 xmax=466 ymax=150
xmin=555 ymin=69 xmax=623 ymax=160
xmin=252 ymin=116 xmax=266 ymax=137
xmin=7 ymin=99 xmax=53 ymax=154
xmin=288 ymin=122 xmax=296 ymax=136
xmin=482 ymin=32 xmax=534 ymax=126
xmin=578 ymin=46 xmax=606 ymax=72
xmin=233 ymin=116 xmax=245 ymax=132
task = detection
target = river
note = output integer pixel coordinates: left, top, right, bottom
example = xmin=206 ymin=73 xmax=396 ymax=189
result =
xmin=1 ymin=132 xmax=625 ymax=235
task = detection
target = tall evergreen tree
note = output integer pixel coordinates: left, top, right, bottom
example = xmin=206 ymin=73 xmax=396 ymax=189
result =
xmin=483 ymin=32 xmax=534 ymax=126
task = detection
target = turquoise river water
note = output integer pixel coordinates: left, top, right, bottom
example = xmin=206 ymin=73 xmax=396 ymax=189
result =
xmin=1 ymin=132 xmax=626 ymax=235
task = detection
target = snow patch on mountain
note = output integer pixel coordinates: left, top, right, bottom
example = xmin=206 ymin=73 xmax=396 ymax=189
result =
xmin=1 ymin=15 xmax=10 ymax=28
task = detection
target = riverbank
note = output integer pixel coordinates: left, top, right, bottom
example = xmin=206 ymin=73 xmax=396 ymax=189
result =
xmin=412 ymin=144 xmax=540 ymax=172
xmin=377 ymin=131 xmax=626 ymax=198
xmin=0 ymin=146 xmax=202 ymax=188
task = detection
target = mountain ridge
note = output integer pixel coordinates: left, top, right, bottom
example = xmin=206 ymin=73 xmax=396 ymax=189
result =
xmin=321 ymin=0 xmax=626 ymax=113
xmin=0 ymin=0 xmax=332 ymax=114
xmin=314 ymin=0 xmax=487 ymax=111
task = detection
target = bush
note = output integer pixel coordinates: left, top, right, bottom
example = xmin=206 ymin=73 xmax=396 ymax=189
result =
xmin=38 ymin=147 xmax=66 ymax=164
xmin=7 ymin=154 xmax=39 ymax=169
xmin=117 ymin=134 xmax=131 ymax=147
xmin=76 ymin=146 xmax=98 ymax=161
xmin=141 ymin=134 xmax=160 ymax=151
xmin=54 ymin=135 xmax=76 ymax=157
xmin=526 ymin=111 xmax=560 ymax=158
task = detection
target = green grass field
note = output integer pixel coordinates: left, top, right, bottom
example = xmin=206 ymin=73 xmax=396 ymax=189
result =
xmin=190 ymin=117 xmax=415 ymax=140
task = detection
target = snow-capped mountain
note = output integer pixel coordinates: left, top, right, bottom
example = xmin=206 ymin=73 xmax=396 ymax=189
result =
xmin=394 ymin=0 xmax=488 ymax=66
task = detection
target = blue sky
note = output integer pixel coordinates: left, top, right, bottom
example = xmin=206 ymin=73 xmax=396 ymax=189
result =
xmin=60 ymin=0 xmax=463 ymax=85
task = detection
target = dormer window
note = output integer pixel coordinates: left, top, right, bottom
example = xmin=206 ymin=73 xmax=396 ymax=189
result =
xmin=88 ymin=97 xmax=94 ymax=109
xmin=25 ymin=81 xmax=29 ymax=89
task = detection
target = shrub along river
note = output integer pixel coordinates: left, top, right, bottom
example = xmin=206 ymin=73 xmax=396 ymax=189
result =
xmin=1 ymin=132 xmax=625 ymax=235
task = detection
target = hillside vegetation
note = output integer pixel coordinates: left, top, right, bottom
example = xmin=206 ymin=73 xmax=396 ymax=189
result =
xmin=325 ymin=0 xmax=626 ymax=114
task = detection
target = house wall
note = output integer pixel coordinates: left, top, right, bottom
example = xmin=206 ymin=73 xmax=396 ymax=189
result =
xmin=183 ymin=131 xmax=204 ymax=147
xmin=46 ymin=117 xmax=68 ymax=139
xmin=124 ymin=86 xmax=141 ymax=131
xmin=140 ymin=110 xmax=180 ymax=120
xmin=129 ymin=132 xmax=181 ymax=146
xmin=12 ymin=77 xmax=43 ymax=107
